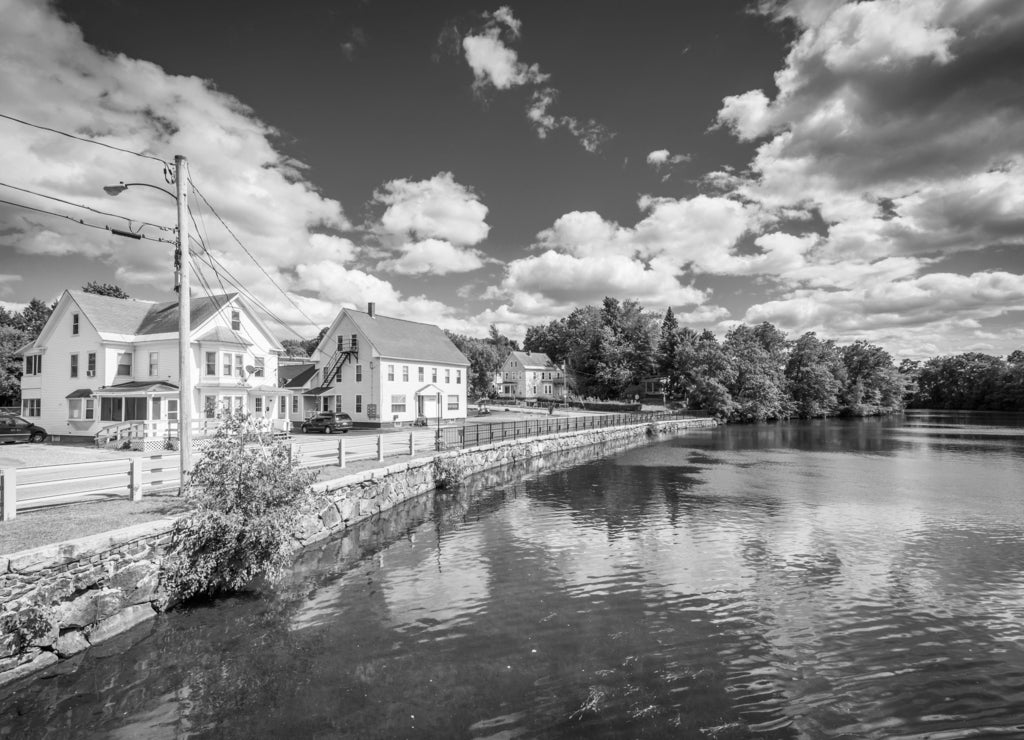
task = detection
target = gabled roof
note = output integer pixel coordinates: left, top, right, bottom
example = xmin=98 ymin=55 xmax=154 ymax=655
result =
xmin=195 ymin=326 xmax=252 ymax=346
xmin=342 ymin=309 xmax=469 ymax=365
xmin=67 ymin=289 xmax=238 ymax=336
xmin=281 ymin=364 xmax=317 ymax=388
xmin=508 ymin=350 xmax=557 ymax=370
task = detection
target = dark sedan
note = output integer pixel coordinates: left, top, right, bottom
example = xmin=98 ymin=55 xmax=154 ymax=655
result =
xmin=0 ymin=414 xmax=47 ymax=443
xmin=300 ymin=412 xmax=353 ymax=434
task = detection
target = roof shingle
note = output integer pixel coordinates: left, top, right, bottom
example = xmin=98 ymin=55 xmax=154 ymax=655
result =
xmin=346 ymin=310 xmax=468 ymax=365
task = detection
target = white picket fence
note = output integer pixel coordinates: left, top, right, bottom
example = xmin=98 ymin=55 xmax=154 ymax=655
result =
xmin=0 ymin=431 xmax=432 ymax=520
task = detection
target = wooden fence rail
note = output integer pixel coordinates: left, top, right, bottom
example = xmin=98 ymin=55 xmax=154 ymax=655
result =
xmin=2 ymin=413 xmax=706 ymax=520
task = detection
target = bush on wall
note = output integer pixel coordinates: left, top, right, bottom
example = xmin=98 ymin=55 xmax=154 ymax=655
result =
xmin=165 ymin=411 xmax=318 ymax=600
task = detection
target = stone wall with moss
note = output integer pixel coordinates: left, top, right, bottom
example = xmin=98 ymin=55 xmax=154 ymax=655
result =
xmin=0 ymin=417 xmax=714 ymax=687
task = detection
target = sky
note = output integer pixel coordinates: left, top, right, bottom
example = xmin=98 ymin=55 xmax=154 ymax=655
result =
xmin=1 ymin=0 xmax=1022 ymax=359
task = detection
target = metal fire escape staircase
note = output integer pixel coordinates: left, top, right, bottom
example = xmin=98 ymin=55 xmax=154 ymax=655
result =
xmin=322 ymin=339 xmax=358 ymax=385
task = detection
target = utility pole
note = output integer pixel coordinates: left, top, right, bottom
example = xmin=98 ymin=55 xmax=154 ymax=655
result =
xmin=175 ymin=155 xmax=192 ymax=485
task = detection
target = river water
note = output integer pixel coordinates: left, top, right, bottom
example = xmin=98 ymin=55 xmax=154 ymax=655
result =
xmin=3 ymin=410 xmax=1024 ymax=738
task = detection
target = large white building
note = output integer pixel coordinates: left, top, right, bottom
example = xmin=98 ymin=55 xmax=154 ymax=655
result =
xmin=305 ymin=303 xmax=470 ymax=427
xmin=17 ymin=290 xmax=287 ymax=439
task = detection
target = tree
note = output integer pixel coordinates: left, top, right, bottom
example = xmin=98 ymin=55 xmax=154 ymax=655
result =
xmin=0 ymin=324 xmax=27 ymax=406
xmin=82 ymin=281 xmax=129 ymax=299
xmin=279 ymin=339 xmax=308 ymax=357
xmin=785 ymin=332 xmax=844 ymax=418
xmin=839 ymin=340 xmax=903 ymax=414
xmin=656 ymin=308 xmax=679 ymax=376
xmin=722 ymin=323 xmax=790 ymax=422
xmin=301 ymin=327 xmax=329 ymax=356
xmin=15 ymin=298 xmax=53 ymax=338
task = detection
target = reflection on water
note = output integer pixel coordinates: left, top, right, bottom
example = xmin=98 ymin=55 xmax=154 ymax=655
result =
xmin=3 ymin=411 xmax=1024 ymax=738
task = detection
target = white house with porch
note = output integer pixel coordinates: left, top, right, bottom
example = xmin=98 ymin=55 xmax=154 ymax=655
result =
xmin=17 ymin=289 xmax=288 ymax=443
xmin=305 ymin=303 xmax=469 ymax=427
xmin=497 ymin=350 xmax=565 ymax=402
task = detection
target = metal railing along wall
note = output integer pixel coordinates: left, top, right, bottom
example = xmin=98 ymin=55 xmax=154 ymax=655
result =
xmin=435 ymin=411 xmax=684 ymax=450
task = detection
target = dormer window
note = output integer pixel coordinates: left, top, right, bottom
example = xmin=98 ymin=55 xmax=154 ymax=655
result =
xmin=72 ymin=313 xmax=79 ymax=335
xmin=231 ymin=310 xmax=241 ymax=331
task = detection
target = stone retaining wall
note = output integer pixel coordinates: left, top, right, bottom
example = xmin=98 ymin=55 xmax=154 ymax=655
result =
xmin=0 ymin=417 xmax=713 ymax=687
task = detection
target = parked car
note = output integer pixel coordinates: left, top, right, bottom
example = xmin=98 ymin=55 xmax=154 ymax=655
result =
xmin=300 ymin=412 xmax=353 ymax=434
xmin=0 ymin=414 xmax=47 ymax=443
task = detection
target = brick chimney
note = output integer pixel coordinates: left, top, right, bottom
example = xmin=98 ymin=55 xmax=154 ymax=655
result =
xmin=368 ymin=302 xmax=375 ymax=317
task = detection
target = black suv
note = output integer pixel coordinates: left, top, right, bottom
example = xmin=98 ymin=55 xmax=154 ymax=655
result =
xmin=300 ymin=412 xmax=353 ymax=434
xmin=0 ymin=414 xmax=47 ymax=443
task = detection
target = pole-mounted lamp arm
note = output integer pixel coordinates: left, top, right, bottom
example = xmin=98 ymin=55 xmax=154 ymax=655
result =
xmin=103 ymin=181 xmax=176 ymax=199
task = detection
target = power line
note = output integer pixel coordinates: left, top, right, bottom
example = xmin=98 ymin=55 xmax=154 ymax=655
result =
xmin=189 ymin=239 xmax=307 ymax=341
xmin=0 ymin=112 xmax=170 ymax=165
xmin=187 ymin=203 xmax=284 ymax=346
xmin=0 ymin=180 xmax=174 ymax=233
xmin=188 ymin=178 xmax=320 ymax=329
xmin=0 ymin=196 xmax=176 ymax=245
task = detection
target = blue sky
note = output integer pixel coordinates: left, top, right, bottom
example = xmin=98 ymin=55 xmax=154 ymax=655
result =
xmin=1 ymin=0 xmax=1022 ymax=358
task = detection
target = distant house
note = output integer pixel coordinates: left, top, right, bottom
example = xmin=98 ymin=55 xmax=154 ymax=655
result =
xmin=17 ymin=290 xmax=286 ymax=439
xmin=497 ymin=351 xmax=564 ymax=402
xmin=304 ymin=303 xmax=470 ymax=427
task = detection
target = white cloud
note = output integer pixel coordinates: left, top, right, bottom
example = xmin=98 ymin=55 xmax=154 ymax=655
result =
xmin=462 ymin=26 xmax=547 ymax=91
xmin=377 ymin=238 xmax=486 ymax=275
xmin=646 ymin=149 xmax=691 ymax=168
xmin=373 ymin=172 xmax=490 ymax=247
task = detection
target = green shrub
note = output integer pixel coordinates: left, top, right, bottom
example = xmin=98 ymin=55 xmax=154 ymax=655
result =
xmin=165 ymin=411 xmax=317 ymax=600
xmin=432 ymin=455 xmax=465 ymax=490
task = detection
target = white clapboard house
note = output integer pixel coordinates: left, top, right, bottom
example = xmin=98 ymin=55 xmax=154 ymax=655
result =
xmin=303 ymin=303 xmax=470 ymax=427
xmin=17 ymin=289 xmax=288 ymax=443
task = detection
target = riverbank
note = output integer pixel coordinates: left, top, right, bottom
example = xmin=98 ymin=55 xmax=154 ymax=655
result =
xmin=0 ymin=417 xmax=714 ymax=688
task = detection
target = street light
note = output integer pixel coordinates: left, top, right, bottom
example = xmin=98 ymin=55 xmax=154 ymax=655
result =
xmin=103 ymin=156 xmax=192 ymax=488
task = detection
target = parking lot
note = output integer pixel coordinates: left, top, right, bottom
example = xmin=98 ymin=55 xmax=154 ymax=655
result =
xmin=0 ymin=407 xmax=598 ymax=471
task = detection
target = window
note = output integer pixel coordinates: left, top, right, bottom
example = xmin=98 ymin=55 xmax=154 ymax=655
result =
xmin=22 ymin=398 xmax=41 ymax=417
xmin=231 ymin=310 xmax=241 ymax=331
xmin=235 ymin=354 xmax=243 ymax=377
xmin=322 ymin=396 xmax=331 ymax=412
xmin=432 ymin=368 xmax=437 ymax=383
xmin=149 ymin=352 xmax=159 ymax=377
xmin=291 ymin=396 xmax=298 ymax=414
xmin=280 ymin=397 xmax=287 ymax=414
xmin=116 ymin=352 xmax=132 ymax=376
xmin=448 ymin=395 xmax=459 ymax=410
xmin=255 ymin=396 xmax=263 ymax=414
xmin=100 ymin=397 xmax=123 ymax=421
xmin=204 ymin=396 xmax=217 ymax=419
xmin=206 ymin=352 xmax=217 ymax=376
xmin=355 ymin=394 xmax=362 ymax=413
xmin=418 ymin=366 xmax=424 ymax=382
xmin=402 ymin=365 xmax=409 ymax=382
xmin=254 ymin=356 xmax=265 ymax=377
xmin=233 ymin=396 xmax=244 ymax=412
xmin=223 ymin=353 xmax=232 ymax=376
xmin=72 ymin=313 xmax=79 ymax=335
xmin=167 ymin=399 xmax=178 ymax=422
xmin=335 ymin=396 xmax=344 ymax=413
xmin=351 ymin=334 xmax=357 ymax=351
xmin=25 ymin=355 xmax=41 ymax=375
xmin=457 ymin=369 xmax=462 ymax=385
xmin=391 ymin=394 xmax=406 ymax=413
xmin=70 ymin=353 xmax=78 ymax=378
xmin=68 ymin=398 xmax=94 ymax=420
xmin=387 ymin=364 xmax=395 ymax=381
xmin=87 ymin=352 xmax=96 ymax=376
xmin=335 ymin=364 xmax=343 ymax=382
xmin=152 ymin=397 xmax=161 ymax=420
xmin=355 ymin=364 xmax=362 ymax=382
xmin=337 ymin=335 xmax=344 ymax=352
xmin=446 ymin=368 xmax=451 ymax=383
